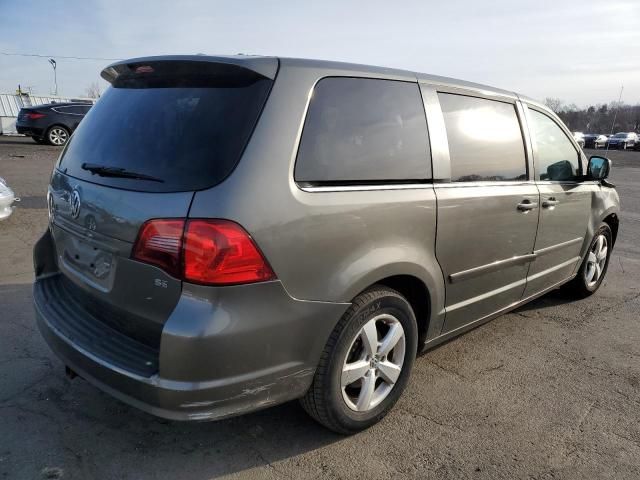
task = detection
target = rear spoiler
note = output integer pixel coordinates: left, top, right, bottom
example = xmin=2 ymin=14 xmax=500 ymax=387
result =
xmin=101 ymin=55 xmax=279 ymax=84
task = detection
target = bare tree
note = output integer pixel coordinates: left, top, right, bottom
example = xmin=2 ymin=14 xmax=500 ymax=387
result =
xmin=85 ymin=81 xmax=101 ymax=99
xmin=544 ymin=97 xmax=564 ymax=113
xmin=554 ymin=100 xmax=640 ymax=133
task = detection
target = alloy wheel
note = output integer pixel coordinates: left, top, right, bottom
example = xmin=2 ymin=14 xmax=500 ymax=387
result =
xmin=48 ymin=128 xmax=68 ymax=146
xmin=341 ymin=314 xmax=406 ymax=412
xmin=584 ymin=234 xmax=608 ymax=288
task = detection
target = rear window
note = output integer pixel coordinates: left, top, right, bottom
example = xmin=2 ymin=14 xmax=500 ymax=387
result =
xmin=58 ymin=62 xmax=273 ymax=192
xmin=295 ymin=77 xmax=431 ymax=185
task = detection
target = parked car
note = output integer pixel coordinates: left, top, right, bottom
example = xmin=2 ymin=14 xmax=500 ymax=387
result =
xmin=16 ymin=102 xmax=92 ymax=146
xmin=606 ymin=132 xmax=638 ymax=150
xmin=572 ymin=132 xmax=585 ymax=148
xmin=583 ymin=133 xmax=608 ymax=149
xmin=33 ymin=56 xmax=620 ymax=434
xmin=0 ymin=177 xmax=18 ymax=220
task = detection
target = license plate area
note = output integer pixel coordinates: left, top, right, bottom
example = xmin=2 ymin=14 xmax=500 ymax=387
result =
xmin=53 ymin=225 xmax=119 ymax=293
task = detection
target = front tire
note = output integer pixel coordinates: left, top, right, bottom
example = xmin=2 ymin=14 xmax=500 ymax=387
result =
xmin=301 ymin=286 xmax=418 ymax=434
xmin=46 ymin=126 xmax=70 ymax=146
xmin=565 ymin=223 xmax=612 ymax=298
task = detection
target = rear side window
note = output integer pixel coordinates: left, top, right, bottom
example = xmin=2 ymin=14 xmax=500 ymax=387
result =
xmin=58 ymin=62 xmax=273 ymax=192
xmin=528 ymin=109 xmax=580 ymax=181
xmin=439 ymin=93 xmax=527 ymax=182
xmin=295 ymin=77 xmax=431 ymax=184
xmin=58 ymin=106 xmax=88 ymax=115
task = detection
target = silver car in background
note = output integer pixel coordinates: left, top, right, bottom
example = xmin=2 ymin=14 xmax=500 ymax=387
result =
xmin=33 ymin=56 xmax=620 ymax=433
xmin=0 ymin=178 xmax=18 ymax=221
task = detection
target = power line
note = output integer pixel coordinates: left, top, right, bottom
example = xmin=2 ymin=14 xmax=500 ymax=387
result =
xmin=0 ymin=52 xmax=122 ymax=61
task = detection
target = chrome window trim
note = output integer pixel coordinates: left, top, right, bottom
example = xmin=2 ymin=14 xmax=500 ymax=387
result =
xmin=433 ymin=180 xmax=536 ymax=189
xmin=299 ymin=183 xmax=434 ymax=193
xmin=422 ymin=82 xmax=518 ymax=104
xmin=51 ymin=106 xmax=86 ymax=116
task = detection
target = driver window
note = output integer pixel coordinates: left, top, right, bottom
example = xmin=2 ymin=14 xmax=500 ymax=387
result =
xmin=529 ymin=109 xmax=580 ymax=181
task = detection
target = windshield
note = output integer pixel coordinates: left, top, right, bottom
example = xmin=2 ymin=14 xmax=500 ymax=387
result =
xmin=58 ymin=63 xmax=273 ymax=192
xmin=613 ymin=133 xmax=628 ymax=138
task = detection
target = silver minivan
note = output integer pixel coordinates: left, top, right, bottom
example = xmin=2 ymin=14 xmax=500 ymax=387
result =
xmin=34 ymin=56 xmax=620 ymax=433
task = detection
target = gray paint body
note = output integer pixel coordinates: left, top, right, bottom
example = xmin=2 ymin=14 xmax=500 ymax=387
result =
xmin=34 ymin=55 xmax=620 ymax=421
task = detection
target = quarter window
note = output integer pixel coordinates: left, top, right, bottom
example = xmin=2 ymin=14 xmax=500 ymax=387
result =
xmin=295 ymin=77 xmax=431 ymax=184
xmin=439 ymin=93 xmax=527 ymax=182
xmin=528 ymin=109 xmax=580 ymax=181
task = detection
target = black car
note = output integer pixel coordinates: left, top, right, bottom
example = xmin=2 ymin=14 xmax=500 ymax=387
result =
xmin=16 ymin=102 xmax=92 ymax=146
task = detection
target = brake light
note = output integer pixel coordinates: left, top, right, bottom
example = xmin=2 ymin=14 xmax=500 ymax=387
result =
xmin=26 ymin=112 xmax=46 ymax=120
xmin=131 ymin=219 xmax=275 ymax=285
xmin=132 ymin=219 xmax=184 ymax=277
xmin=183 ymin=220 xmax=275 ymax=285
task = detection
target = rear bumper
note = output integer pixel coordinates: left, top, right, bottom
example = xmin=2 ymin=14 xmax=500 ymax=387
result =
xmin=16 ymin=125 xmax=44 ymax=137
xmin=33 ymin=232 xmax=350 ymax=421
xmin=34 ymin=274 xmax=349 ymax=421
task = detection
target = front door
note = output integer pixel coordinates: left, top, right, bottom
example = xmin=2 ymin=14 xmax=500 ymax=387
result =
xmin=523 ymin=107 xmax=591 ymax=297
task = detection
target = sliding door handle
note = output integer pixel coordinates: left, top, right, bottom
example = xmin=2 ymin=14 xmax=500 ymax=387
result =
xmin=517 ymin=200 xmax=538 ymax=212
xmin=542 ymin=198 xmax=559 ymax=208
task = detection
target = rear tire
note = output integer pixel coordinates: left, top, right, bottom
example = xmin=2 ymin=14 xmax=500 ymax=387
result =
xmin=46 ymin=126 xmax=70 ymax=146
xmin=300 ymin=286 xmax=418 ymax=434
xmin=564 ymin=223 xmax=612 ymax=298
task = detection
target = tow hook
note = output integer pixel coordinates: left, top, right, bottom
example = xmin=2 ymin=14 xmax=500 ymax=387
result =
xmin=65 ymin=366 xmax=78 ymax=380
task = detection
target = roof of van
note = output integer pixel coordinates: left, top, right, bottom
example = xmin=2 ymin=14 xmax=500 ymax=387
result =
xmin=102 ymin=54 xmax=541 ymax=106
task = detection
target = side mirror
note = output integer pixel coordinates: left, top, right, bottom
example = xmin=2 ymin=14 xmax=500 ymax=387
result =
xmin=587 ymin=155 xmax=611 ymax=180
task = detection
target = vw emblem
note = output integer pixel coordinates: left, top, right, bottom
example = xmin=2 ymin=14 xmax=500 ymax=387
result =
xmin=70 ymin=189 xmax=81 ymax=219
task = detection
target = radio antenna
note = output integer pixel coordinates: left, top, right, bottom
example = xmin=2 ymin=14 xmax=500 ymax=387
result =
xmin=606 ymin=84 xmax=624 ymax=152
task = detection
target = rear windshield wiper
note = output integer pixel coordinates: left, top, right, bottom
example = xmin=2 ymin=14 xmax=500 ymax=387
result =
xmin=81 ymin=163 xmax=164 ymax=183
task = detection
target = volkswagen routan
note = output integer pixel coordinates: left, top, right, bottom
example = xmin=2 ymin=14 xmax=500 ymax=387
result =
xmin=34 ymin=55 xmax=620 ymax=433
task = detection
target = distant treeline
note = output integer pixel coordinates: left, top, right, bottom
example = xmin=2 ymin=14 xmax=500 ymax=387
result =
xmin=544 ymin=98 xmax=640 ymax=134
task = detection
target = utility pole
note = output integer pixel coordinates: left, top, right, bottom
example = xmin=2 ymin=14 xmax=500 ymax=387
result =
xmin=48 ymin=58 xmax=57 ymax=96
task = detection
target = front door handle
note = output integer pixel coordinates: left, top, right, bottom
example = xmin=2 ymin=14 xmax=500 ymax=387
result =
xmin=542 ymin=197 xmax=559 ymax=208
xmin=517 ymin=200 xmax=538 ymax=212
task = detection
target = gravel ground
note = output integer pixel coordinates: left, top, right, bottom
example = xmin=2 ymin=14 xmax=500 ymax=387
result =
xmin=1 ymin=136 xmax=639 ymax=480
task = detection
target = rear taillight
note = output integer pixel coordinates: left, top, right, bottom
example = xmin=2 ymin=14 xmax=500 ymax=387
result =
xmin=183 ymin=219 xmax=275 ymax=285
xmin=26 ymin=112 xmax=46 ymax=120
xmin=132 ymin=219 xmax=184 ymax=277
xmin=131 ymin=219 xmax=275 ymax=286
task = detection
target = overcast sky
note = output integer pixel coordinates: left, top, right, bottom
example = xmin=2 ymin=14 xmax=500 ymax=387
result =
xmin=1 ymin=0 xmax=638 ymax=106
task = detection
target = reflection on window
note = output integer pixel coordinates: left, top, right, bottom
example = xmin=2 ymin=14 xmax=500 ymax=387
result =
xmin=528 ymin=109 xmax=580 ymax=181
xmin=439 ymin=93 xmax=527 ymax=182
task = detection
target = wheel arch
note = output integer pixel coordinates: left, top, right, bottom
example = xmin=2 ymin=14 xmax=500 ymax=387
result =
xmin=372 ymin=275 xmax=432 ymax=348
xmin=602 ymin=212 xmax=619 ymax=245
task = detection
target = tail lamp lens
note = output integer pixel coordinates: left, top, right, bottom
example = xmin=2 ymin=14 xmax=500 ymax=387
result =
xmin=131 ymin=219 xmax=184 ymax=277
xmin=27 ymin=112 xmax=46 ymax=119
xmin=131 ymin=219 xmax=275 ymax=285
xmin=183 ymin=220 xmax=275 ymax=285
